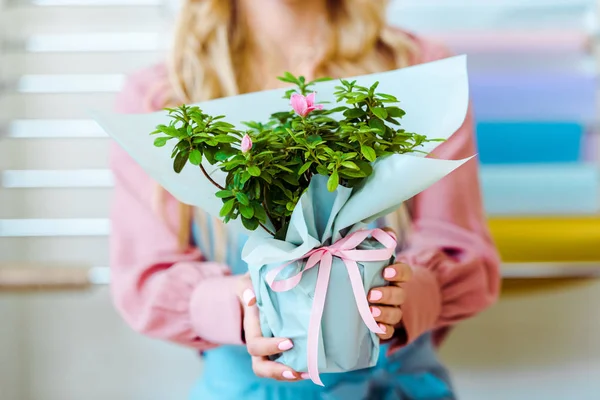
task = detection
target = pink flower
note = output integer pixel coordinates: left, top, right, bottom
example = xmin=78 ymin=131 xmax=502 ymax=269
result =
xmin=241 ymin=134 xmax=253 ymax=153
xmin=290 ymin=92 xmax=323 ymax=117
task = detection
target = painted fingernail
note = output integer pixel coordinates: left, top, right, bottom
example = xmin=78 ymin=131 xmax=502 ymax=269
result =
xmin=242 ymin=289 xmax=256 ymax=306
xmin=369 ymin=290 xmax=383 ymax=301
xmin=278 ymin=339 xmax=294 ymax=351
xmin=282 ymin=371 xmax=296 ymax=380
xmin=384 ymin=267 xmax=397 ymax=279
xmin=379 ymin=323 xmax=387 ymax=333
xmin=301 ymin=373 xmax=310 ymax=380
xmin=371 ymin=307 xmax=381 ymax=318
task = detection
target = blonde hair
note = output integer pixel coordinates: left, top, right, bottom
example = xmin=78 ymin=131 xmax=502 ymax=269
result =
xmin=161 ymin=0 xmax=418 ymax=257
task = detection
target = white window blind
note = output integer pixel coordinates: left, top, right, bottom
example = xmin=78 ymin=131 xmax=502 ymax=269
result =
xmin=0 ymin=0 xmax=167 ymax=265
xmin=0 ymin=4 xmax=204 ymax=400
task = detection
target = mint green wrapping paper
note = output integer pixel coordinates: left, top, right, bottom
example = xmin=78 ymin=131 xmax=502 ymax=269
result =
xmin=93 ymin=55 xmax=472 ymax=378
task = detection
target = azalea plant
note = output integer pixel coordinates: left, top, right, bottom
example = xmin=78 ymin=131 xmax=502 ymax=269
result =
xmin=151 ymin=73 xmax=436 ymax=238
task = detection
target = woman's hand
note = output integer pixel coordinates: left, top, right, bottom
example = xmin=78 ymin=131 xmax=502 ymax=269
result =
xmin=368 ymin=259 xmax=413 ymax=340
xmin=236 ymin=274 xmax=305 ymax=381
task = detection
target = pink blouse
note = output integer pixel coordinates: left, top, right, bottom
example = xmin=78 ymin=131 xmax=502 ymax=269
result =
xmin=109 ymin=35 xmax=501 ymax=353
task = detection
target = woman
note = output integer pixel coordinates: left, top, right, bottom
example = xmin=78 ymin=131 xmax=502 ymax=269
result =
xmin=109 ymin=0 xmax=501 ymax=399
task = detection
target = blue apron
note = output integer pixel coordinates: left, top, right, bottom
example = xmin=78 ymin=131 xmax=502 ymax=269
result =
xmin=190 ymin=219 xmax=455 ymax=400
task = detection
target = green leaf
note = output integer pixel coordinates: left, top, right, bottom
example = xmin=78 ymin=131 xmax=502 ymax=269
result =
xmin=236 ymin=192 xmax=250 ymax=206
xmin=281 ymin=71 xmax=299 ymax=83
xmin=247 ymin=166 xmax=261 ymax=177
xmin=356 ymin=160 xmax=373 ymax=175
xmin=189 ymin=149 xmax=202 ymax=165
xmin=239 ymin=204 xmax=255 ymax=219
xmin=368 ymin=118 xmax=386 ymax=133
xmin=307 ymin=135 xmax=322 ymax=144
xmin=274 ymin=165 xmax=294 ymax=173
xmin=240 ymin=171 xmax=251 ymax=185
xmin=260 ymin=173 xmax=272 ymax=184
xmin=361 ymin=145 xmax=376 ymax=162
xmin=298 ymin=161 xmax=313 ymax=175
xmin=153 ymin=136 xmax=170 ymax=147
xmin=343 ymin=108 xmax=366 ymax=119
xmin=327 ymin=170 xmax=339 ymax=192
xmin=376 ymin=93 xmax=398 ymax=102
xmin=253 ymin=204 xmax=268 ymax=223
xmin=215 ymin=149 xmax=233 ymax=162
xmin=213 ymin=135 xmax=238 ymax=143
xmin=341 ymin=161 xmax=359 ymax=170
xmin=369 ymin=81 xmax=380 ymax=93
xmin=253 ymin=181 xmax=261 ymax=198
xmin=281 ymin=174 xmax=299 ymax=186
xmin=215 ymin=190 xmax=233 ymax=199
xmin=316 ymin=165 xmax=329 ymax=176
xmin=386 ymin=107 xmax=405 ymax=118
xmin=371 ymin=107 xmax=388 ymax=120
xmin=241 ymin=217 xmax=260 ymax=231
xmin=219 ymin=198 xmax=235 ymax=217
xmin=173 ymin=150 xmax=188 ymax=173
xmin=211 ymin=121 xmax=236 ymax=130
xmin=339 ymin=169 xmax=368 ymax=178
xmin=270 ymin=111 xmax=293 ymax=121
xmin=346 ymin=94 xmax=368 ymax=104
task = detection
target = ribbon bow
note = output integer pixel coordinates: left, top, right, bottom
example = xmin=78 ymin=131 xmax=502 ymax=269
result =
xmin=265 ymin=228 xmax=397 ymax=386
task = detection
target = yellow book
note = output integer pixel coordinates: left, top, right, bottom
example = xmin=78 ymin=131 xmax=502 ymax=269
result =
xmin=489 ymin=217 xmax=600 ymax=263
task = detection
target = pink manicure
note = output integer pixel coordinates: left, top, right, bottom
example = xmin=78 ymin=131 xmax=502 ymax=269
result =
xmin=369 ymin=290 xmax=383 ymax=301
xmin=242 ymin=289 xmax=255 ymax=306
xmin=278 ymin=339 xmax=294 ymax=351
xmin=301 ymin=373 xmax=310 ymax=380
xmin=384 ymin=267 xmax=397 ymax=279
xmin=282 ymin=371 xmax=295 ymax=380
xmin=371 ymin=307 xmax=381 ymax=318
xmin=379 ymin=323 xmax=387 ymax=333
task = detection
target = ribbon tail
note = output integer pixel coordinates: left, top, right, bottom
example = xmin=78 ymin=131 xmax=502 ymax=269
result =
xmin=345 ymin=259 xmax=385 ymax=335
xmin=307 ymin=251 xmax=332 ymax=386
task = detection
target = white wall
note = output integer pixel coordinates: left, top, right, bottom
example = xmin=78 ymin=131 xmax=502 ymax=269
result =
xmin=442 ymin=281 xmax=600 ymax=400
xmin=0 ymin=297 xmax=24 ymax=400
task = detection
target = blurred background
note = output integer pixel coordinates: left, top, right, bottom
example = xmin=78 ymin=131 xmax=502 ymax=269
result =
xmin=0 ymin=0 xmax=599 ymax=399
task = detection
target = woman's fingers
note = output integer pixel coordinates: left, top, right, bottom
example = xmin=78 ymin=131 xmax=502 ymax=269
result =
xmin=368 ymin=285 xmax=406 ymax=306
xmin=237 ymin=273 xmax=256 ymax=306
xmin=376 ymin=323 xmax=395 ymax=340
xmin=251 ymin=357 xmax=304 ymax=381
xmin=241 ymin=290 xmax=263 ymax=341
xmin=370 ymin=305 xmax=403 ymax=326
xmin=246 ymin=337 xmax=295 ymax=358
xmin=238 ymin=280 xmax=297 ymax=362
xmin=382 ymin=263 xmax=413 ymax=283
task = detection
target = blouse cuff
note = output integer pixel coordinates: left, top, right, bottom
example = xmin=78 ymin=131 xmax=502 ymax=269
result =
xmin=189 ymin=273 xmax=244 ymax=346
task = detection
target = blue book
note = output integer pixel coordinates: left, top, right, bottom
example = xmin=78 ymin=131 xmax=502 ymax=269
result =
xmin=480 ymin=163 xmax=599 ymax=215
xmin=476 ymin=122 xmax=584 ymax=164
xmin=470 ymin=72 xmax=596 ymax=122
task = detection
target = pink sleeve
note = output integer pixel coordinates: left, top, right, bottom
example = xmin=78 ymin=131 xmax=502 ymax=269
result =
xmin=389 ymin=39 xmax=502 ymax=351
xmin=109 ymin=67 xmax=243 ymax=349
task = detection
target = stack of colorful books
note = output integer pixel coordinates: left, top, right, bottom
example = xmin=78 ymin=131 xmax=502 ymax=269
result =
xmin=390 ymin=0 xmax=599 ymax=216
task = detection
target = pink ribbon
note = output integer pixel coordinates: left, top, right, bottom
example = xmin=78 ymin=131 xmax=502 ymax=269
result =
xmin=265 ymin=228 xmax=397 ymax=386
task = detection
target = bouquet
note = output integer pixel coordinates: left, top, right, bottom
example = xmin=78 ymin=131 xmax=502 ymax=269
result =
xmin=94 ymin=55 xmax=472 ymax=385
